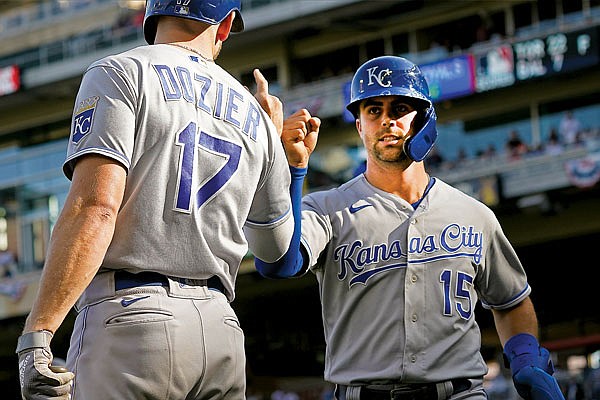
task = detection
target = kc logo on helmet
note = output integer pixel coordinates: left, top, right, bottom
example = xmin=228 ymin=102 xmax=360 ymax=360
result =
xmin=366 ymin=66 xmax=393 ymax=88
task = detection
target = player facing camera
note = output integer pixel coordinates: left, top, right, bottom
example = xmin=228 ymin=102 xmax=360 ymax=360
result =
xmin=258 ymin=53 xmax=566 ymax=400
xmin=346 ymin=55 xmax=438 ymax=162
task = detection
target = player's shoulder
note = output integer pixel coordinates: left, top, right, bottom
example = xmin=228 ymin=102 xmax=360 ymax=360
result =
xmin=85 ymin=45 xmax=151 ymax=74
xmin=303 ymin=175 xmax=364 ymax=209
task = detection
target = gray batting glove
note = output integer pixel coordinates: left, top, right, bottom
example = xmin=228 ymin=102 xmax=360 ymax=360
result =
xmin=16 ymin=330 xmax=74 ymax=399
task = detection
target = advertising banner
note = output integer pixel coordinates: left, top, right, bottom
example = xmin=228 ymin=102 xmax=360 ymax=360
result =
xmin=420 ymin=55 xmax=476 ymax=102
xmin=0 ymin=65 xmax=20 ymax=96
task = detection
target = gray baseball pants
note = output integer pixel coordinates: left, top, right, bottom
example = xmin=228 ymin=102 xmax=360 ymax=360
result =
xmin=65 ymin=270 xmax=246 ymax=399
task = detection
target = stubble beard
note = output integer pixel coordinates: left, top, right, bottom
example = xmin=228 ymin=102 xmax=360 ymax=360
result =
xmin=374 ymin=146 xmax=403 ymax=162
xmin=369 ymin=142 xmax=413 ymax=172
xmin=371 ymin=130 xmax=410 ymax=164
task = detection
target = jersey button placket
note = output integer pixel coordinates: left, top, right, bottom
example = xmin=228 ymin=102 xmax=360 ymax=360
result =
xmin=405 ymin=217 xmax=423 ymax=374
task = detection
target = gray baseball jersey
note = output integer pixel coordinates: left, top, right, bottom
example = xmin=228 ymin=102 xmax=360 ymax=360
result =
xmin=300 ymin=175 xmax=530 ymax=385
xmin=64 ymin=44 xmax=293 ymax=301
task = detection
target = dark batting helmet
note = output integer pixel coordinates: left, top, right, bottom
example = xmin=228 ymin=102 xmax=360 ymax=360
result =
xmin=144 ymin=0 xmax=245 ymax=45
xmin=346 ymin=56 xmax=438 ymax=162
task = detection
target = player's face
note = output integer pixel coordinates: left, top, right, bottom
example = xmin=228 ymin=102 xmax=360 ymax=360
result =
xmin=356 ymin=96 xmax=418 ymax=164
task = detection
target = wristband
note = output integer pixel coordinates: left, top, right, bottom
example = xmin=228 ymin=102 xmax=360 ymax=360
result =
xmin=504 ymin=333 xmax=554 ymax=375
xmin=16 ymin=330 xmax=53 ymax=354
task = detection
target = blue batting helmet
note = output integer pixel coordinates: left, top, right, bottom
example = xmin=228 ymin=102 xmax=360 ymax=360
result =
xmin=144 ymin=0 xmax=245 ymax=45
xmin=346 ymin=56 xmax=438 ymax=162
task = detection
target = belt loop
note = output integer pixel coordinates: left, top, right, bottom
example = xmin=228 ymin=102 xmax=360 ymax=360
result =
xmin=167 ymin=277 xmax=212 ymax=299
xmin=334 ymin=385 xmax=343 ymax=400
xmin=335 ymin=385 xmax=362 ymax=400
xmin=346 ymin=386 xmax=361 ymax=400
xmin=435 ymin=381 xmax=453 ymax=400
xmin=75 ymin=270 xmax=115 ymax=310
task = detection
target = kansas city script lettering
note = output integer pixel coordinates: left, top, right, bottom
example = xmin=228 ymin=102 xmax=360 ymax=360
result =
xmin=335 ymin=223 xmax=483 ymax=280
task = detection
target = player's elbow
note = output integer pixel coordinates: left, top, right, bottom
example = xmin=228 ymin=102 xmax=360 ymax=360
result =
xmin=254 ymin=247 xmax=306 ymax=279
xmin=244 ymin=215 xmax=294 ymax=262
xmin=255 ymin=258 xmax=292 ymax=279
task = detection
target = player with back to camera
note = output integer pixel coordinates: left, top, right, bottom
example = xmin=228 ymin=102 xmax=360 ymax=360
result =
xmin=255 ymin=56 xmax=565 ymax=400
xmin=16 ymin=1 xmax=307 ymax=399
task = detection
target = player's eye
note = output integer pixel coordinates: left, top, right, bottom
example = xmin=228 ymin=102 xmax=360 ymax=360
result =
xmin=393 ymin=103 xmax=414 ymax=116
xmin=366 ymin=106 xmax=381 ymax=116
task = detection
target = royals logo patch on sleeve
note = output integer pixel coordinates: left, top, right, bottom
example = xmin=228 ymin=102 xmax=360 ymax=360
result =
xmin=72 ymin=96 xmax=99 ymax=143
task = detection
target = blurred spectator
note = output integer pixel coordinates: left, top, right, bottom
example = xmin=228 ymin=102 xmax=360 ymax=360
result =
xmin=559 ymin=110 xmax=582 ymax=147
xmin=114 ymin=11 xmax=131 ymax=30
xmin=456 ymin=147 xmax=468 ymax=163
xmin=482 ymin=143 xmax=498 ymax=160
xmin=113 ymin=7 xmax=144 ymax=31
xmin=528 ymin=142 xmax=545 ymax=156
xmin=545 ymin=128 xmax=563 ymax=155
xmin=564 ymin=355 xmax=587 ymax=400
xmin=565 ymin=374 xmax=585 ymax=399
xmin=271 ymin=389 xmax=299 ymax=400
xmin=444 ymin=147 xmax=468 ymax=170
xmin=425 ymin=147 xmax=444 ymax=170
xmin=308 ymin=166 xmax=340 ymax=190
xmin=131 ymin=9 xmax=144 ymax=27
xmin=475 ymin=21 xmax=490 ymax=43
xmin=583 ymin=366 xmax=600 ymax=399
xmin=0 ymin=250 xmax=17 ymax=278
xmin=321 ymin=384 xmax=335 ymax=400
xmin=483 ymin=359 xmax=519 ymax=400
xmin=505 ymin=130 xmax=528 ymax=160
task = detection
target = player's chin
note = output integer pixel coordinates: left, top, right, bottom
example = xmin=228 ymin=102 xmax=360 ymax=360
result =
xmin=377 ymin=140 xmax=403 ymax=151
xmin=374 ymin=148 xmax=405 ymax=163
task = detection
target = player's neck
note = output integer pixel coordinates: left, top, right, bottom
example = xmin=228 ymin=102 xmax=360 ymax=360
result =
xmin=364 ymin=162 xmax=430 ymax=204
xmin=167 ymin=42 xmax=214 ymax=62
xmin=154 ymin=20 xmax=216 ymax=61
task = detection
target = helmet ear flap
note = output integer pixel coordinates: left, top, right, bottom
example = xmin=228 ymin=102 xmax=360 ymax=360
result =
xmin=403 ymin=107 xmax=438 ymax=162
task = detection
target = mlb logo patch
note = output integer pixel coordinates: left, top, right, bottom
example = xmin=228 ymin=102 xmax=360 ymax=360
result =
xmin=174 ymin=6 xmax=190 ymax=16
xmin=72 ymin=96 xmax=98 ymax=143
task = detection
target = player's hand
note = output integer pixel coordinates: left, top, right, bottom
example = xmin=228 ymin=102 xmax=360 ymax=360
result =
xmin=16 ymin=330 xmax=74 ymax=399
xmin=504 ymin=334 xmax=565 ymax=400
xmin=513 ymin=365 xmax=564 ymax=400
xmin=281 ymin=109 xmax=320 ymax=168
xmin=253 ymin=68 xmax=283 ymax=136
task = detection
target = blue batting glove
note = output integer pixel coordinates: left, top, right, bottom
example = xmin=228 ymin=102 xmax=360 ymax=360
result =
xmin=503 ymin=333 xmax=565 ymax=400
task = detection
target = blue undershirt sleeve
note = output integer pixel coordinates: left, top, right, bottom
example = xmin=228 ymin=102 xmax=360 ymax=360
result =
xmin=255 ymin=166 xmax=308 ymax=279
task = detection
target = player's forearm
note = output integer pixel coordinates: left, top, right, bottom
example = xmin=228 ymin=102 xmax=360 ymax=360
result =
xmin=492 ymin=297 xmax=539 ymax=346
xmin=24 ymin=202 xmax=118 ymax=334
xmin=255 ymin=166 xmax=307 ymax=278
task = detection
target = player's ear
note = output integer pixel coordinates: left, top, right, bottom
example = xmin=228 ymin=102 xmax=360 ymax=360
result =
xmin=216 ymin=12 xmax=234 ymax=42
xmin=356 ymin=118 xmax=363 ymax=138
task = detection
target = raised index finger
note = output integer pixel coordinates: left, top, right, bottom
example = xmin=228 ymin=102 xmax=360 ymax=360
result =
xmin=253 ymin=69 xmax=268 ymax=97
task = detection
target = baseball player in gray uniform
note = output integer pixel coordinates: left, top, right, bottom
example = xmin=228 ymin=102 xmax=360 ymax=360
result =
xmin=256 ymin=56 xmax=564 ymax=400
xmin=16 ymin=1 xmax=298 ymax=399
